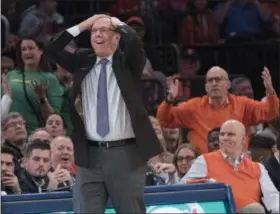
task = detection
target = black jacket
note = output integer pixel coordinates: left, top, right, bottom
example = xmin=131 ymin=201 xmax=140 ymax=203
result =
xmin=18 ymin=169 xmax=71 ymax=193
xmin=44 ymin=23 xmax=162 ymax=168
xmin=265 ymin=154 xmax=280 ymax=191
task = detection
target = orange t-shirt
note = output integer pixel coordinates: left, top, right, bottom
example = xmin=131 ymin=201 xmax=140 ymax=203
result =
xmin=157 ymin=94 xmax=279 ymax=153
xmin=204 ymin=151 xmax=261 ymax=210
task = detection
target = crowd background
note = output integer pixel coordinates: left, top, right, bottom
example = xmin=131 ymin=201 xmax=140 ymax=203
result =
xmin=1 ymin=0 xmax=279 ymax=208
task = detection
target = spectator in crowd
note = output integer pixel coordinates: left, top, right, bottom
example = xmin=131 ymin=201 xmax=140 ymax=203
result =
xmin=149 ymin=116 xmax=174 ymax=165
xmin=179 ymin=0 xmax=220 ymax=46
xmin=1 ymin=0 xmax=19 ymax=33
xmin=45 ymin=113 xmax=66 ymax=138
xmin=231 ymin=76 xmax=258 ymax=136
xmin=248 ymin=135 xmax=275 ymax=163
xmin=162 ymin=127 xmax=182 ymax=153
xmin=1 ymin=74 xmax=12 ymax=117
xmin=28 ymin=128 xmax=53 ymax=143
xmin=1 ymin=56 xmax=15 ymax=74
xmin=1 ymin=147 xmax=21 ymax=194
xmin=169 ymin=48 xmax=201 ymax=101
xmin=231 ymin=76 xmax=254 ymax=98
xmin=182 ymin=120 xmax=279 ymax=213
xmin=214 ymin=0 xmax=278 ymax=40
xmin=265 ymin=137 xmax=280 ymax=191
xmin=50 ymin=136 xmax=75 ymax=176
xmin=157 ymin=66 xmax=279 ymax=154
xmin=207 ymin=127 xmax=220 ymax=152
xmin=259 ymin=114 xmax=280 ymax=142
xmin=153 ymin=143 xmax=198 ymax=184
xmin=4 ymin=37 xmax=64 ymax=133
xmin=126 ymin=16 xmax=163 ymax=73
xmin=19 ymin=141 xmax=72 ymax=193
xmin=53 ymin=42 xmax=76 ymax=135
xmin=18 ymin=0 xmax=64 ymax=43
xmin=2 ymin=112 xmax=27 ymax=170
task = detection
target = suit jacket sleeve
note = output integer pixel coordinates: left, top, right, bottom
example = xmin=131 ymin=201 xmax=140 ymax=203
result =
xmin=44 ymin=30 xmax=79 ymax=73
xmin=115 ymin=24 xmax=146 ymax=80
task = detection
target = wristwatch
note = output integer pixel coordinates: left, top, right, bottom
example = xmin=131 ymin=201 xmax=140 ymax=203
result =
xmin=39 ymin=97 xmax=47 ymax=105
xmin=165 ymin=96 xmax=176 ymax=105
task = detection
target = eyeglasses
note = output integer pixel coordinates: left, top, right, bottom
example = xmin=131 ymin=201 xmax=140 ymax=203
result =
xmin=206 ymin=76 xmax=228 ymax=84
xmin=91 ymin=27 xmax=113 ymax=34
xmin=4 ymin=120 xmax=25 ymax=129
xmin=177 ymin=156 xmax=195 ymax=162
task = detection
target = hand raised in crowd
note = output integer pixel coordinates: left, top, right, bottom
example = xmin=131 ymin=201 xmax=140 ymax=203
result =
xmin=153 ymin=162 xmax=176 ymax=174
xmin=30 ymin=80 xmax=49 ymax=99
xmin=2 ymin=171 xmax=21 ymax=193
xmin=166 ymin=78 xmax=180 ymax=102
xmin=2 ymin=73 xmax=11 ymax=96
xmin=262 ymin=67 xmax=275 ymax=95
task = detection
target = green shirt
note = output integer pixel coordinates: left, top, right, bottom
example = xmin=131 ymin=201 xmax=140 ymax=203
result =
xmin=4 ymin=70 xmax=64 ymax=133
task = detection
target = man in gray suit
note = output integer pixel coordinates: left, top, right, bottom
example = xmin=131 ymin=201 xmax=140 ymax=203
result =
xmin=45 ymin=14 xmax=162 ymax=213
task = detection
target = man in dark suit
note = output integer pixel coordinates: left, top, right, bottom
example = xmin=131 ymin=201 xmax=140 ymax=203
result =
xmin=44 ymin=14 xmax=162 ymax=213
xmin=265 ymin=137 xmax=280 ymax=191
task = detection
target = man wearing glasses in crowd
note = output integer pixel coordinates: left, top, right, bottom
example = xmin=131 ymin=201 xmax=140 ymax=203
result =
xmin=158 ymin=66 xmax=279 ymax=154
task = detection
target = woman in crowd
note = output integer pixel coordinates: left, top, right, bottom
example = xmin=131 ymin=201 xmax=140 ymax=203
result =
xmin=45 ymin=113 xmax=66 ymax=138
xmin=3 ymin=37 xmax=64 ymax=133
xmin=153 ymin=143 xmax=198 ymax=184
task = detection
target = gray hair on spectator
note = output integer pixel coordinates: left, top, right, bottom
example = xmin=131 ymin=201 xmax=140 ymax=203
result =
xmin=28 ymin=127 xmax=51 ymax=142
xmin=1 ymin=112 xmax=24 ymax=129
xmin=231 ymin=76 xmax=251 ymax=92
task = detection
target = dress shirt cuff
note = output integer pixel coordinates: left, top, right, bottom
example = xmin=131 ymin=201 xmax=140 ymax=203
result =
xmin=1 ymin=94 xmax=12 ymax=117
xmin=67 ymin=25 xmax=80 ymax=37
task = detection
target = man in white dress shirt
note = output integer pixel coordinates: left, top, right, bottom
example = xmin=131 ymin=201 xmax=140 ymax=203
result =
xmin=181 ymin=120 xmax=279 ymax=213
xmin=45 ymin=14 xmax=162 ymax=213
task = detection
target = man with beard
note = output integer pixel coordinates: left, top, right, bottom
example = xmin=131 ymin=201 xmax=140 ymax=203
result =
xmin=2 ymin=112 xmax=27 ymax=174
xmin=162 ymin=127 xmax=181 ymax=153
xmin=19 ymin=141 xmax=72 ymax=193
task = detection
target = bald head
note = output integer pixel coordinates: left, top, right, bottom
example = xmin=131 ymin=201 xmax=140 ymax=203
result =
xmin=221 ymin=120 xmax=246 ymax=136
xmin=50 ymin=136 xmax=74 ymax=170
xmin=206 ymin=66 xmax=229 ymax=79
xmin=219 ymin=120 xmax=246 ymax=158
xmin=51 ymin=136 xmax=73 ymax=145
xmin=205 ymin=66 xmax=231 ymax=99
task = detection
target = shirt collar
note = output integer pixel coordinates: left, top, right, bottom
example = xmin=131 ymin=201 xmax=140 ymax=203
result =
xmin=220 ymin=150 xmax=244 ymax=166
xmin=96 ymin=55 xmax=113 ymax=65
xmin=208 ymin=96 xmax=229 ymax=105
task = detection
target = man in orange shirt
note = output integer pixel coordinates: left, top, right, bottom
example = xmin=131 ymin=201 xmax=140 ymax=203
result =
xmin=181 ymin=120 xmax=279 ymax=213
xmin=157 ymin=66 xmax=279 ymax=153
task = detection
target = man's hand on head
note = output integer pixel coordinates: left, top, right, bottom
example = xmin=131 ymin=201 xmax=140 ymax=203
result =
xmin=78 ymin=14 xmax=110 ymax=32
xmin=110 ymin=17 xmax=124 ymax=28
